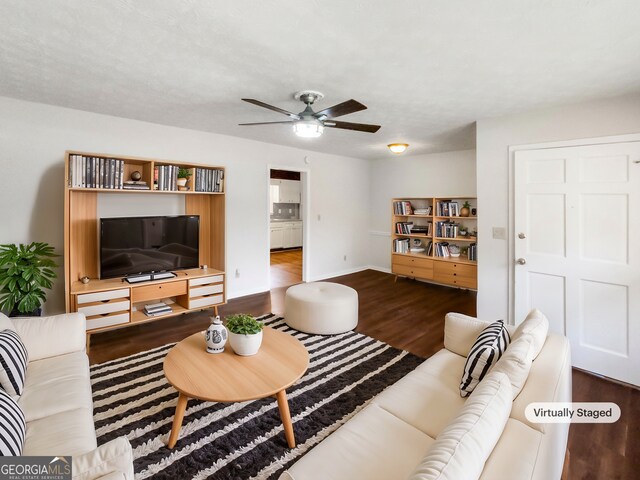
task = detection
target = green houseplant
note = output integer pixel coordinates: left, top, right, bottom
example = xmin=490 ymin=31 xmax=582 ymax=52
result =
xmin=177 ymin=167 xmax=192 ymax=189
xmin=460 ymin=201 xmax=471 ymax=217
xmin=0 ymin=242 xmax=59 ymax=316
xmin=226 ymin=314 xmax=264 ymax=356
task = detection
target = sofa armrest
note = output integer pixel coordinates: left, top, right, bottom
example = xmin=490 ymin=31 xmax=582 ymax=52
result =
xmin=72 ymin=437 xmax=134 ymax=480
xmin=12 ymin=312 xmax=86 ymax=361
xmin=444 ymin=313 xmax=489 ymax=356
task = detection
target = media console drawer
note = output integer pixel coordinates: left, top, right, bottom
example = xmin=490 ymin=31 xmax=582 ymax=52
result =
xmin=132 ymin=281 xmax=188 ymax=303
xmin=86 ymin=312 xmax=130 ymax=331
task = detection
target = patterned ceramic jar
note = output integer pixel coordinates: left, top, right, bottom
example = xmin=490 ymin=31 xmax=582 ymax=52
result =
xmin=205 ymin=316 xmax=228 ymax=354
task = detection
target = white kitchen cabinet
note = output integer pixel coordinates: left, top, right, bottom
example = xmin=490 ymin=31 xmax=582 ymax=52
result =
xmin=291 ymin=223 xmax=303 ymax=247
xmin=270 ymin=221 xmax=302 ymax=249
xmin=270 ymin=225 xmax=284 ymax=249
xmin=270 ymin=179 xmax=301 ymax=204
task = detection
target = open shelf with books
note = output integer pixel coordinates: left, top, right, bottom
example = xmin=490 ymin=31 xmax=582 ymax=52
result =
xmin=392 ymin=197 xmax=477 ymax=289
xmin=64 ymin=151 xmax=226 ymax=349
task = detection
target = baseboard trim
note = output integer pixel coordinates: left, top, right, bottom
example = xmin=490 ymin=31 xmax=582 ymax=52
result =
xmin=307 ymin=265 xmax=370 ymax=282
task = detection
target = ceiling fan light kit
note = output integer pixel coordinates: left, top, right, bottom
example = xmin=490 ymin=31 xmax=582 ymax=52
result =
xmin=293 ymin=119 xmax=324 ymax=138
xmin=388 ymin=143 xmax=409 ymax=154
xmin=240 ymin=90 xmax=381 ymax=139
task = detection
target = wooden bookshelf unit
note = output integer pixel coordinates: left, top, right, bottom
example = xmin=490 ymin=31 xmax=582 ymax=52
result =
xmin=392 ymin=197 xmax=477 ymax=289
xmin=63 ymin=151 xmax=226 ymax=347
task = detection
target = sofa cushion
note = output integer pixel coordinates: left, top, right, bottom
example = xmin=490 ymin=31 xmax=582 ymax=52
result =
xmin=0 ymin=329 xmax=29 ymax=396
xmin=0 ymin=388 xmax=26 ymax=455
xmin=408 ymin=372 xmax=513 ymax=480
xmin=283 ymin=403 xmax=435 ymax=480
xmin=512 ymin=309 xmax=549 ymax=360
xmin=24 ymin=350 xmax=90 ymax=387
xmin=72 ymin=437 xmax=134 ymax=480
xmin=23 ymin=408 xmax=97 ymax=456
xmin=373 ymin=350 xmax=465 ymax=438
xmin=460 ymin=320 xmax=510 ymax=397
xmin=444 ymin=313 xmax=516 ymax=357
xmin=479 ymin=419 xmax=542 ymax=480
xmin=491 ymin=334 xmax=534 ymax=399
xmin=0 ymin=312 xmax=16 ymax=332
xmin=19 ymin=372 xmax=93 ymax=423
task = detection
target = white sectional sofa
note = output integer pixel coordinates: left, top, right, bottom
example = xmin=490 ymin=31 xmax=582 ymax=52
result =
xmin=281 ymin=311 xmax=572 ymax=480
xmin=0 ymin=312 xmax=134 ymax=480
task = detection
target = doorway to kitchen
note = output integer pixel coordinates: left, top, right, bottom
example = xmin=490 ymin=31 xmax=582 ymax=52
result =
xmin=269 ymin=168 xmax=307 ymax=289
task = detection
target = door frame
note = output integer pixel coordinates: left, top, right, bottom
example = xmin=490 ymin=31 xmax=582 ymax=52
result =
xmin=507 ymin=132 xmax=640 ymax=324
xmin=266 ymin=164 xmax=310 ymax=285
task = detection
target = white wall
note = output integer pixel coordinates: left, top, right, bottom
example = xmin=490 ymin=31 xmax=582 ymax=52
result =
xmin=476 ymin=93 xmax=640 ymax=323
xmin=0 ymin=96 xmax=370 ymax=314
xmin=368 ymin=150 xmax=476 ymax=270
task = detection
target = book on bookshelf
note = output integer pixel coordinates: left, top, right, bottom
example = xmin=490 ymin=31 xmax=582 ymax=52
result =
xmin=393 ymin=200 xmax=413 ymax=215
xmin=68 ymin=154 xmax=124 ymax=189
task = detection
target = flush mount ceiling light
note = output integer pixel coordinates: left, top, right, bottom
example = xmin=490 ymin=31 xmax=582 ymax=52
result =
xmin=388 ymin=143 xmax=409 ymax=154
xmin=239 ymin=91 xmax=381 ymax=139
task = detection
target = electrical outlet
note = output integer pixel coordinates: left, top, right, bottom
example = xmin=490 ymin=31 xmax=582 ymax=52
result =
xmin=492 ymin=227 xmax=506 ymax=240
xmin=235 ymin=268 xmax=240 ymax=278
xmin=343 ymin=255 xmax=347 ymax=261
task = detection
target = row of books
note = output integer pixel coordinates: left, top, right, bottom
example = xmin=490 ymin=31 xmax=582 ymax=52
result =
xmin=468 ymin=243 xmax=478 ymax=261
xmin=393 ymin=201 xmax=413 ymax=215
xmin=436 ymin=201 xmax=460 ymax=217
xmin=434 ymin=241 xmax=454 ymax=257
xmin=194 ymin=168 xmax=224 ymax=193
xmin=68 ymin=155 xmax=125 ymax=189
xmin=435 ymin=221 xmax=459 ymax=238
xmin=144 ymin=302 xmax=172 ymax=317
xmin=154 ymin=165 xmax=181 ymax=191
xmin=395 ymin=222 xmax=414 ymax=235
xmin=393 ymin=238 xmax=411 ymax=254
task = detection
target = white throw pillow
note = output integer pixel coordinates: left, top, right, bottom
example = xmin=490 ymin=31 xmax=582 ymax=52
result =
xmin=0 ymin=388 xmax=26 ymax=455
xmin=444 ymin=313 xmax=489 ymax=357
xmin=0 ymin=312 xmax=16 ymax=332
xmin=408 ymin=372 xmax=513 ymax=480
xmin=491 ymin=334 xmax=534 ymax=399
xmin=512 ymin=309 xmax=549 ymax=359
xmin=460 ymin=320 xmax=510 ymax=397
xmin=0 ymin=329 xmax=29 ymax=396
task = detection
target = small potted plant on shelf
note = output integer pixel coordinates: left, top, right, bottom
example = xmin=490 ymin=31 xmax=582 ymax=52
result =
xmin=177 ymin=168 xmax=192 ymax=190
xmin=0 ymin=242 xmax=59 ymax=317
xmin=458 ymin=226 xmax=468 ymax=237
xmin=460 ymin=201 xmax=472 ymax=217
xmin=226 ymin=314 xmax=264 ymax=356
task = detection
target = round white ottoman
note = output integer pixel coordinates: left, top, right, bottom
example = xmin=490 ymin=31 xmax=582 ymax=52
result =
xmin=285 ymin=282 xmax=358 ymax=334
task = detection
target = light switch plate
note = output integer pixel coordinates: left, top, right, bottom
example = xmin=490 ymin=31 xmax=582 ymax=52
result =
xmin=492 ymin=227 xmax=506 ymax=240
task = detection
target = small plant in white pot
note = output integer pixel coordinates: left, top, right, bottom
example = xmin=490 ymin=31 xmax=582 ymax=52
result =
xmin=226 ymin=314 xmax=264 ymax=356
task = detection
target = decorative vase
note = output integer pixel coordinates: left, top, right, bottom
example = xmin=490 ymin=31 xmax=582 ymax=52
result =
xmin=205 ymin=316 xmax=228 ymax=354
xmin=460 ymin=207 xmax=470 ymax=217
xmin=177 ymin=178 xmax=188 ymax=187
xmin=228 ymin=330 xmax=263 ymax=356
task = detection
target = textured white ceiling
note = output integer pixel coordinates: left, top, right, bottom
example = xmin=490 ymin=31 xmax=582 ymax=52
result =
xmin=1 ymin=0 xmax=639 ymax=159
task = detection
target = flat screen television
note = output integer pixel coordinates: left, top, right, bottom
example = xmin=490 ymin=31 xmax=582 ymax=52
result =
xmin=100 ymin=215 xmax=200 ymax=279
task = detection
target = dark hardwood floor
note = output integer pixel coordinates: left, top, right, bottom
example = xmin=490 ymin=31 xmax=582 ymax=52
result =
xmin=88 ymin=269 xmax=637 ymax=480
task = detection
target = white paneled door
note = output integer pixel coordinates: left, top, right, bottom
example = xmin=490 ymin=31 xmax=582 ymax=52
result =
xmin=514 ymin=141 xmax=640 ymax=386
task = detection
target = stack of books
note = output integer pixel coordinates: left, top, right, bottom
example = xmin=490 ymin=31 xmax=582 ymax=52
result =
xmin=144 ymin=302 xmax=172 ymax=317
xmin=123 ymin=180 xmax=150 ymax=190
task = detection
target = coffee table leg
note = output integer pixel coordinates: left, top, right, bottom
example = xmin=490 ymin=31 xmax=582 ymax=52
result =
xmin=168 ymin=393 xmax=189 ymax=448
xmin=276 ymin=389 xmax=296 ymax=448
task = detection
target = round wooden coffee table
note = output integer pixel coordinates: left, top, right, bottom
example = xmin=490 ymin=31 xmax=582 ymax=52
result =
xmin=163 ymin=326 xmax=309 ymax=449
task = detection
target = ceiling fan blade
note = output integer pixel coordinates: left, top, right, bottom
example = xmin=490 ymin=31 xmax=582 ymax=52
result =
xmin=238 ymin=121 xmax=295 ymax=126
xmin=241 ymin=99 xmax=301 ymax=120
xmin=325 ymin=120 xmax=381 ymax=133
xmin=314 ymin=99 xmax=367 ymax=119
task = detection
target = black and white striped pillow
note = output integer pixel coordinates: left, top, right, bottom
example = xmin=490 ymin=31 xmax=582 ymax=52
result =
xmin=460 ymin=320 xmax=510 ymax=397
xmin=0 ymin=388 xmax=26 ymax=455
xmin=0 ymin=329 xmax=28 ymax=397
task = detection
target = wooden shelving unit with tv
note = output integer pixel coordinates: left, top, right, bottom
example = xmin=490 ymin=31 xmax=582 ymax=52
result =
xmin=63 ymin=151 xmax=226 ymax=348
xmin=391 ymin=197 xmax=477 ymax=289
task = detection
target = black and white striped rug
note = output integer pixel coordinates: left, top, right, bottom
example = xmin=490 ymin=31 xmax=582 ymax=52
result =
xmin=90 ymin=314 xmax=423 ymax=479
